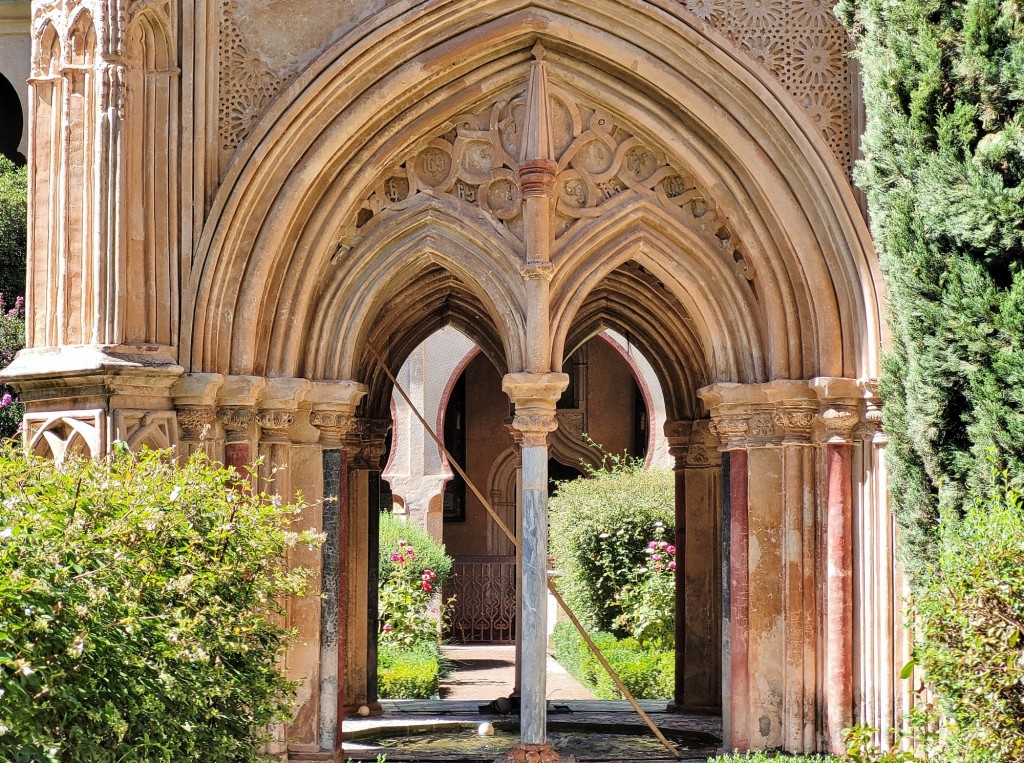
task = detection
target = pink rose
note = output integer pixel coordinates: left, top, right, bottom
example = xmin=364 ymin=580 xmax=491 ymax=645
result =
xmin=658 ymin=541 xmax=668 ymax=550
xmin=422 ymin=581 xmax=433 ymax=592
xmin=653 ymin=564 xmax=663 ymax=572
xmin=652 ymin=554 xmax=662 ymax=562
xmin=666 ymin=545 xmax=676 ymax=554
xmin=398 ymin=539 xmax=407 ymax=546
xmin=383 ymin=623 xmax=392 ymax=632
xmin=406 ymin=549 xmax=417 ymax=559
xmin=390 ymin=552 xmax=402 ymax=562
xmin=668 ymin=561 xmax=676 ymax=571
xmin=647 ymin=541 xmax=657 ymax=549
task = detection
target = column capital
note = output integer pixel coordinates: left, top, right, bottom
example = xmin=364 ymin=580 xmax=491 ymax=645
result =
xmin=665 ymin=419 xmax=723 ymax=467
xmin=819 ymin=404 xmax=860 ymax=444
xmin=171 ymin=374 xmax=225 ymax=444
xmin=257 ymin=378 xmax=312 ymax=444
xmin=699 ymin=381 xmax=818 ymax=448
xmin=307 ymin=380 xmax=367 ymax=448
xmin=217 ymin=405 xmax=258 ymax=439
xmin=810 ymin=377 xmax=862 ymax=444
xmin=502 ymin=372 xmax=569 ymax=447
xmin=349 ymin=418 xmax=391 ymax=470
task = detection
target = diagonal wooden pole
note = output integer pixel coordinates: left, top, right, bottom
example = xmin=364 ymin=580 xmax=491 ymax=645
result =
xmin=366 ymin=343 xmax=682 ymax=759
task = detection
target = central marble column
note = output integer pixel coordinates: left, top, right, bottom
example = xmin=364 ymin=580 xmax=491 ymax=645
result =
xmin=502 ymin=372 xmax=568 ymax=754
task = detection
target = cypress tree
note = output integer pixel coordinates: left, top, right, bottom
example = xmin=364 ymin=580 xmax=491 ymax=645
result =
xmin=837 ymin=0 xmax=1024 ymax=573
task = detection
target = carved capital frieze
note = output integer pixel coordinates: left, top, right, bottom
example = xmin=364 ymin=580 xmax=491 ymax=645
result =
xmin=256 ymin=409 xmax=296 ymax=442
xmin=820 ymin=404 xmax=859 ymax=444
xmin=772 ymin=403 xmax=818 ymax=444
xmin=217 ymin=405 xmax=257 ymax=438
xmin=309 ymin=409 xmax=357 ymax=447
xmin=709 ymin=412 xmax=750 ymax=451
xmin=176 ymin=406 xmax=216 ymax=440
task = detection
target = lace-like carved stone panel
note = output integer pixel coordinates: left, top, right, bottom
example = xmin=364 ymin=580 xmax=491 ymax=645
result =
xmin=681 ymin=0 xmax=855 ymax=173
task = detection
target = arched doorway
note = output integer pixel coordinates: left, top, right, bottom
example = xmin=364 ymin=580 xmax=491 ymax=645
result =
xmin=175 ymin=3 xmax=885 ymax=755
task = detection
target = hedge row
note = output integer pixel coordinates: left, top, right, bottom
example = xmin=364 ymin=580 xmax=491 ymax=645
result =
xmin=377 ymin=643 xmax=443 ymax=700
xmin=550 ymin=621 xmax=673 ymax=701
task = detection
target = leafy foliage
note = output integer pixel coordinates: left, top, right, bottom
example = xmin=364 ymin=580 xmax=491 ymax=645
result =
xmin=836 ymin=0 xmax=1024 ymax=572
xmin=550 ymin=621 xmax=673 ymax=700
xmin=548 ymin=454 xmax=674 ymax=632
xmin=0 ymin=156 xmax=26 ymax=303
xmin=0 ymin=293 xmax=25 ymax=439
xmin=908 ymin=464 xmax=1024 ymax=760
xmin=613 ymin=527 xmax=676 ymax=649
xmin=377 ymin=535 xmax=443 ymax=650
xmin=378 ymin=510 xmax=452 ymax=588
xmin=710 ymin=754 xmax=837 ymax=763
xmin=0 ymin=447 xmax=318 ymax=763
xmin=376 ymin=643 xmax=443 ymax=700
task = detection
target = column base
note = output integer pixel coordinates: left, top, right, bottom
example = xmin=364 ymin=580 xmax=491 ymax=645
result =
xmin=496 ymin=742 xmax=571 ymax=763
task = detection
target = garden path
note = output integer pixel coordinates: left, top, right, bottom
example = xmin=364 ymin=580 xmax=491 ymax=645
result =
xmin=439 ymin=645 xmax=595 ymax=701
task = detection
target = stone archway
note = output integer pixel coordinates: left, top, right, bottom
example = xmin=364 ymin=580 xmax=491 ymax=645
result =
xmin=9 ymin=1 xmax=899 ymax=757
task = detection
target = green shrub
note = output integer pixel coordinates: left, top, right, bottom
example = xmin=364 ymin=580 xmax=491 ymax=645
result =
xmin=711 ymin=754 xmax=837 ymax=762
xmin=550 ymin=621 xmax=673 ymax=700
xmin=377 ymin=643 xmax=441 ymax=699
xmin=378 ymin=510 xmax=452 ymax=587
xmin=0 ymin=156 xmax=26 ymax=302
xmin=549 ymin=454 xmax=674 ymax=632
xmin=0 ymin=292 xmax=25 ymax=439
xmin=0 ymin=446 xmax=318 ymax=762
xmin=909 ymin=464 xmax=1024 ymax=760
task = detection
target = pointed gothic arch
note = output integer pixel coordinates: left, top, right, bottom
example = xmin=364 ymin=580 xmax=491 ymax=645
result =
xmin=183 ymin=0 xmax=881 ymax=385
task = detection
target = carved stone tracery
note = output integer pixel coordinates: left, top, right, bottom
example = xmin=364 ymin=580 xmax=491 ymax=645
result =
xmin=336 ymin=84 xmax=756 ymax=292
xmin=679 ymin=0 xmax=855 ymax=173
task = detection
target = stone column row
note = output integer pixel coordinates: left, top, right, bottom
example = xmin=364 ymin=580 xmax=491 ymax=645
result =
xmin=173 ymin=373 xmax=370 ymax=760
xmin=699 ymin=378 xmax=879 ymax=755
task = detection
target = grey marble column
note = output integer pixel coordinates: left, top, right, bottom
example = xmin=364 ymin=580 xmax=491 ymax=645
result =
xmin=502 ymin=372 xmax=568 ymax=749
xmin=519 ymin=440 xmax=549 ymax=744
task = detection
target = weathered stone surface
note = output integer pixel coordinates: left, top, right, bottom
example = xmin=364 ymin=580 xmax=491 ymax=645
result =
xmin=4 ymin=0 xmax=906 ymax=756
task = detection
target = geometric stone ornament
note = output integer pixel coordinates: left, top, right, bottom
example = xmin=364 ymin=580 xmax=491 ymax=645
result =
xmin=216 ymin=0 xmax=854 ymax=181
xmin=23 ymin=410 xmax=105 ymax=463
xmin=217 ymin=0 xmax=283 ymax=164
xmin=338 ymin=83 xmax=757 ymax=297
xmin=680 ymin=0 xmax=855 ymax=174
xmin=112 ymin=409 xmax=180 ymax=453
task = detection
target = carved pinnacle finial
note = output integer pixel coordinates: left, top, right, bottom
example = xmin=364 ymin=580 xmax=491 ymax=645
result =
xmin=520 ymin=41 xmax=555 ymax=167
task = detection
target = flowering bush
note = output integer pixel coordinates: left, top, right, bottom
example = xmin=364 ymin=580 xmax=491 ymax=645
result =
xmin=378 ymin=538 xmax=443 ymax=649
xmin=614 ymin=525 xmax=676 ymax=649
xmin=0 ymin=445 xmax=319 ymax=762
xmin=549 ymin=453 xmax=674 ymax=631
xmin=0 ymin=292 xmax=25 ymax=439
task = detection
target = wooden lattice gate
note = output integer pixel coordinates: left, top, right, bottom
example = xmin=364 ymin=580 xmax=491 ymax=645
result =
xmin=444 ymin=556 xmax=516 ymax=644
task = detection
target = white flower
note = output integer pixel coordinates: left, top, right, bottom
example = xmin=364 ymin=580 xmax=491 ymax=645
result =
xmin=0 ymin=527 xmax=12 ymax=540
xmin=169 ymin=486 xmax=181 ymax=502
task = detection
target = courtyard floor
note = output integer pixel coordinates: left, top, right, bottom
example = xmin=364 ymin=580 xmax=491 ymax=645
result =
xmin=342 ymin=645 xmax=722 ymax=762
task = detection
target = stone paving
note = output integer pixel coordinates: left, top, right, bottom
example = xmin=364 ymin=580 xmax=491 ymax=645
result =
xmin=342 ymin=646 xmax=723 ymax=763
